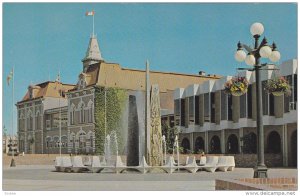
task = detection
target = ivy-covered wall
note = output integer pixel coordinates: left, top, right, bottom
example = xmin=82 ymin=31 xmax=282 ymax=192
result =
xmin=94 ymin=86 xmax=128 ymax=154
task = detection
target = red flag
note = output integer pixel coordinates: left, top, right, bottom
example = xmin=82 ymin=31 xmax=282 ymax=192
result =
xmin=86 ymin=11 xmax=95 ymax=16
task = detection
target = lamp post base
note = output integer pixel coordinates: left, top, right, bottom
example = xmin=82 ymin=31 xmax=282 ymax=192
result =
xmin=253 ymin=165 xmax=268 ymax=178
xmin=10 ymin=158 xmax=16 ymax=167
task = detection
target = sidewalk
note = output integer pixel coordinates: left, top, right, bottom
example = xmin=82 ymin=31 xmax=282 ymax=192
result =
xmin=3 ymin=165 xmax=298 ymax=191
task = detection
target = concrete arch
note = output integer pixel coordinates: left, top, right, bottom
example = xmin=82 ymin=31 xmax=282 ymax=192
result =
xmin=181 ymin=137 xmax=190 ymax=154
xmin=290 ymin=130 xmax=297 ymax=167
xmin=242 ymin=132 xmax=257 ymax=154
xmin=226 ymin=134 xmax=239 ymax=154
xmin=210 ymin=135 xmax=221 ymax=154
xmin=87 ymin=99 xmax=93 ymax=107
xmin=267 ymin=131 xmax=281 ymax=154
xmin=194 ymin=136 xmax=205 ymax=153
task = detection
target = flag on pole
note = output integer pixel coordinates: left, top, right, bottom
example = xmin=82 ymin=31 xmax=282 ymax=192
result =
xmin=85 ymin=10 xmax=95 ymax=16
xmin=55 ymin=72 xmax=60 ymax=83
xmin=7 ymin=69 xmax=13 ymax=86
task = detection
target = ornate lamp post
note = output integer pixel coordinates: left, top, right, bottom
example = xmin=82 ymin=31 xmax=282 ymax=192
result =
xmin=234 ymin=22 xmax=281 ymax=178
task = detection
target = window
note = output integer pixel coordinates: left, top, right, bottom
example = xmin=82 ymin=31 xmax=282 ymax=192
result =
xmin=195 ymin=96 xmax=200 ymax=125
xmin=79 ymin=133 xmax=86 ymax=149
xmin=210 ymin=93 xmax=215 ymax=123
xmin=228 ymin=95 xmax=233 ymax=120
xmin=27 ymin=111 xmax=33 ymax=130
xmin=204 ymin=93 xmax=210 ymax=122
xmin=36 ymin=112 xmax=41 ymax=130
xmin=45 ymin=115 xmax=51 ymax=130
xmin=79 ymin=104 xmax=85 ymax=123
xmin=88 ymin=106 xmax=93 ymax=123
xmin=247 ymin=85 xmax=253 ymax=118
xmin=294 ymin=74 xmax=297 ymax=109
xmin=180 ymin=99 xmax=185 ymax=126
xmin=90 ymin=135 xmax=93 ymax=148
xmin=188 ymin=96 xmax=195 ymax=124
xmin=221 ymin=90 xmax=228 ymax=120
xmin=174 ymin=99 xmax=180 ymax=126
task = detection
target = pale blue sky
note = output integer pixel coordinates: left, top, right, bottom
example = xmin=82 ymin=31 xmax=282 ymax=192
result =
xmin=3 ymin=3 xmax=297 ymax=135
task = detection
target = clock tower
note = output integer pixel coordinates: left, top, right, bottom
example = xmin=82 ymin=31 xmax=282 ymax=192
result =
xmin=82 ymin=35 xmax=104 ymax=72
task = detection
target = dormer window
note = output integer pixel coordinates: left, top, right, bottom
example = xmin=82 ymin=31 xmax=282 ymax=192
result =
xmin=77 ymin=73 xmax=87 ymax=90
xmin=28 ymin=87 xmax=33 ymax=99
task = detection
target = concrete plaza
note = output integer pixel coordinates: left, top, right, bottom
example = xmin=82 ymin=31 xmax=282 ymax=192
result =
xmin=2 ymin=165 xmax=297 ymax=191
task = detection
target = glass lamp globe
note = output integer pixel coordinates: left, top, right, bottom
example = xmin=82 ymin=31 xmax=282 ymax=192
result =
xmin=269 ymin=50 xmax=281 ymax=62
xmin=245 ymin=54 xmax=256 ymax=66
xmin=250 ymin=22 xmax=264 ymax=36
xmin=235 ymin=50 xmax=247 ymax=62
xmin=259 ymin=45 xmax=272 ymax=58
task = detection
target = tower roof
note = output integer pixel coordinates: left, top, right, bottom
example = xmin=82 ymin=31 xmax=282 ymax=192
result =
xmin=82 ymin=36 xmax=103 ymax=64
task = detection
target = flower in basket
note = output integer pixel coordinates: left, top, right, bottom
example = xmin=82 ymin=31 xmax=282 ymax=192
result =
xmin=265 ymin=77 xmax=291 ymax=96
xmin=224 ymin=77 xmax=249 ymax=96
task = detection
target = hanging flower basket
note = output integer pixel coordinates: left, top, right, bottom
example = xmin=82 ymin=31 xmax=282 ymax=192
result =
xmin=265 ymin=77 xmax=291 ymax=96
xmin=224 ymin=77 xmax=249 ymax=97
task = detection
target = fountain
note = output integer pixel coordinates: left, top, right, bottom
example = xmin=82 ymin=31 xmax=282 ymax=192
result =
xmin=162 ymin=135 xmax=167 ymax=164
xmin=104 ymin=134 xmax=111 ymax=165
xmin=174 ymin=135 xmax=180 ymax=167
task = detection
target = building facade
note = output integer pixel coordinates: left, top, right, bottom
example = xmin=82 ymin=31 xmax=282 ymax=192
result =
xmin=16 ymin=82 xmax=75 ymax=154
xmin=17 ymin=34 xmax=218 ymax=155
xmin=172 ymin=59 xmax=297 ymax=167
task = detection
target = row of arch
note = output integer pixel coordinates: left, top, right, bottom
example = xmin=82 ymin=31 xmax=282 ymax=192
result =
xmin=19 ymin=108 xmax=42 ymax=119
xmin=181 ymin=130 xmax=288 ymax=154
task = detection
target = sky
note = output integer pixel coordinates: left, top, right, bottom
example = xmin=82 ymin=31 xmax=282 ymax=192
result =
xmin=2 ymin=3 xmax=298 ymax=135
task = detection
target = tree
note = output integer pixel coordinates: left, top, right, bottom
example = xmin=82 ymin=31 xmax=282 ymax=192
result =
xmin=161 ymin=122 xmax=180 ymax=153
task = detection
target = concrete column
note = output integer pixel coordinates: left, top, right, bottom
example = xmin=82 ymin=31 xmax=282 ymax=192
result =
xmin=67 ymin=130 xmax=72 ymax=154
xmin=221 ymin=130 xmax=225 ymax=154
xmin=232 ymin=96 xmax=240 ymax=123
xmin=204 ymin=131 xmax=209 ymax=153
xmin=282 ymin=124 xmax=288 ymax=167
xmin=239 ymin=128 xmax=244 ymax=154
xmin=191 ymin=132 xmax=194 ymax=152
xmin=199 ymin=95 xmax=204 ymax=126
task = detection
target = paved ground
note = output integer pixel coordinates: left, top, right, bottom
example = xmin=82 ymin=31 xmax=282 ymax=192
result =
xmin=2 ymin=165 xmax=298 ymax=191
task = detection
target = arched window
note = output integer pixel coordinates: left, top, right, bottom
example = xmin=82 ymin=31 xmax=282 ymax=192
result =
xmin=79 ymin=132 xmax=86 ymax=149
xmin=210 ymin=135 xmax=221 ymax=154
xmin=227 ymin=134 xmax=239 ymax=154
xmin=242 ymin=132 xmax=257 ymax=154
xmin=267 ymin=131 xmax=281 ymax=154
xmin=36 ymin=111 xmax=41 ymax=130
xmin=181 ymin=138 xmax=190 ymax=154
xmin=61 ymin=136 xmax=68 ymax=148
xmin=53 ymin=136 xmax=60 ymax=148
xmin=194 ymin=137 xmax=205 ymax=154
xmin=70 ymin=104 xmax=75 ymax=125
xmin=27 ymin=110 xmax=33 ymax=130
xmin=79 ymin=103 xmax=85 ymax=124
xmin=87 ymin=100 xmax=93 ymax=123
xmin=291 ymin=130 xmax=297 ymax=167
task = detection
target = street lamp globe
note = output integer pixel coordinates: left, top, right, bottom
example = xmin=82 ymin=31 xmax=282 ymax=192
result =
xmin=250 ymin=22 xmax=264 ymax=36
xmin=235 ymin=50 xmax=247 ymax=62
xmin=269 ymin=50 xmax=281 ymax=62
xmin=259 ymin=45 xmax=272 ymax=58
xmin=245 ymin=54 xmax=256 ymax=66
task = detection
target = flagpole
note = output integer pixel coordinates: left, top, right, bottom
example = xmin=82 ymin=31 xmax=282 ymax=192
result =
xmin=10 ymin=66 xmax=16 ymax=167
xmin=12 ymin=66 xmax=14 ymax=158
xmin=59 ymin=70 xmax=62 ymax=157
xmin=92 ymin=11 xmax=95 ymax=37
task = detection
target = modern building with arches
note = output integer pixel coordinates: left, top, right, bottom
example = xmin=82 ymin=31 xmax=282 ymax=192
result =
xmin=172 ymin=59 xmax=297 ymax=167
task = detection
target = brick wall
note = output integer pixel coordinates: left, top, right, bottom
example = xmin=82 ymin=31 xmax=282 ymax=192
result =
xmin=216 ymin=178 xmax=297 ymax=190
xmin=233 ymin=154 xmax=283 ymax=167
